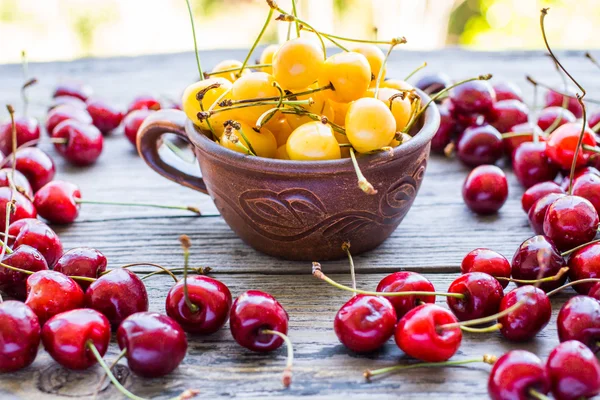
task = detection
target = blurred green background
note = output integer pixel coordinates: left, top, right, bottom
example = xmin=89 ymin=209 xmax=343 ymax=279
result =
xmin=0 ymin=0 xmax=596 ymax=63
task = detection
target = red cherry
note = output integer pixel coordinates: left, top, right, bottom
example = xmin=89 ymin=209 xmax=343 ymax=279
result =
xmin=86 ymin=99 xmax=124 ymax=135
xmin=45 ymin=104 xmax=93 ymax=135
xmin=457 ymin=124 xmax=503 ymax=167
xmin=53 ymin=81 xmax=93 ymax=102
xmin=8 ymin=218 xmax=63 ymax=268
xmin=415 ymin=73 xmax=452 ymax=96
xmin=165 ymin=275 xmax=232 ymax=334
xmin=376 ymin=271 xmax=435 ymax=319
xmin=0 ymin=301 xmax=40 ymax=372
xmin=449 ymin=80 xmax=496 ymax=115
xmin=512 ymin=141 xmax=559 ymax=188
xmin=498 ymin=285 xmax=551 ymax=342
xmin=117 ymin=312 xmax=187 ymax=378
xmin=333 ymin=294 xmax=396 ymax=353
xmin=0 ymin=187 xmax=36 ymax=223
xmin=546 ymin=123 xmax=596 ymax=170
xmin=123 ymin=109 xmax=154 ymax=146
xmin=25 ymin=270 xmax=85 ymax=325
xmin=543 ymin=195 xmax=599 ymax=251
xmin=462 ymin=165 xmax=508 ymax=215
xmin=229 ymin=290 xmax=288 ymax=352
xmin=557 ymin=295 xmax=600 ymax=352
xmin=488 ymin=100 xmax=529 ymax=134
xmin=33 ymin=180 xmax=81 ymax=224
xmin=0 ymin=168 xmax=33 ymax=197
xmin=447 ymin=272 xmax=504 ymax=321
xmin=572 ymin=173 xmax=600 ymax=215
xmin=51 ymin=120 xmax=103 ymax=166
xmin=589 ymin=110 xmax=600 ymax=132
xmin=502 ymin=122 xmax=545 ymax=158
xmin=527 ymin=192 xmax=567 ymax=235
xmin=394 ymin=304 xmax=462 ymax=362
xmin=461 ymin=248 xmax=511 ymax=288
xmin=85 ymin=268 xmax=149 ymax=328
xmin=452 ymin=111 xmax=483 ymax=132
xmin=41 ymin=308 xmax=110 ymax=370
xmin=521 ymin=181 xmax=564 ymax=213
xmin=0 ymin=245 xmax=48 ymax=299
xmin=48 ymin=95 xmax=87 ymax=111
xmin=53 ymin=247 xmax=107 ymax=291
xmin=589 ymin=282 xmax=600 ymax=300
xmin=511 ymin=235 xmax=566 ymax=292
xmin=536 ymin=106 xmax=576 ymax=133
xmin=560 ymin=166 xmax=600 ymax=191
xmin=568 ymin=243 xmax=600 ymax=294
xmin=6 ymin=147 xmax=55 ymax=192
xmin=488 ymin=350 xmax=550 ymax=400
xmin=547 ymin=340 xmax=600 ymax=400
xmin=127 ymin=95 xmax=161 ymax=113
xmin=0 ymin=116 xmax=41 ymax=156
xmin=493 ymin=81 xmax=523 ymax=102
xmin=544 ymin=89 xmax=583 ymax=118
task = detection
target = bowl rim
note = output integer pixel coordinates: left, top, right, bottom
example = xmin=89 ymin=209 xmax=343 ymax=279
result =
xmin=184 ymin=88 xmax=440 ymax=175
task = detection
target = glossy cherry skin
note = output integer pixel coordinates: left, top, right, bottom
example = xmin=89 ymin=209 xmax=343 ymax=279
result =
xmin=511 ymin=235 xmax=566 ymax=292
xmin=488 ymin=350 xmax=550 ymax=400
xmin=123 ymin=109 xmax=154 ymax=146
xmin=493 ymin=81 xmax=523 ymax=102
xmin=8 ymin=218 xmax=63 ymax=268
xmin=572 ymin=173 xmax=600 ymax=215
xmin=456 ymin=124 xmax=503 ymax=167
xmin=0 ymin=301 xmax=40 ymax=372
xmin=512 ymin=141 xmax=559 ymax=189
xmin=85 ymin=268 xmax=149 ymax=329
xmin=462 ymin=165 xmax=508 ymax=215
xmin=521 ymin=181 xmax=564 ymax=213
xmin=557 ymin=295 xmax=600 ymax=352
xmin=41 ymin=308 xmax=110 ymax=370
xmin=376 ymin=271 xmax=435 ymax=319
xmin=33 ymin=180 xmax=81 ymax=224
xmin=447 ymin=272 xmax=504 ymax=321
xmin=165 ymin=275 xmax=232 ymax=334
xmin=117 ymin=312 xmax=187 ymax=378
xmin=333 ymin=295 xmax=396 ymax=353
xmin=502 ymin=122 xmax=545 ymax=158
xmin=543 ymin=195 xmax=599 ymax=251
xmin=51 ymin=120 xmax=103 ymax=166
xmin=6 ymin=147 xmax=55 ymax=192
xmin=53 ymin=247 xmax=107 ymax=291
xmin=568 ymin=243 xmax=600 ymax=295
xmin=461 ymin=248 xmax=511 ymax=288
xmin=589 ymin=283 xmax=600 ymax=300
xmin=0 ymin=168 xmax=33 ymax=197
xmin=560 ymin=167 xmax=600 ymax=191
xmin=431 ymin=101 xmax=457 ymax=154
xmin=395 ymin=304 xmax=462 ymax=362
xmin=546 ymin=123 xmax=596 ymax=170
xmin=544 ymin=89 xmax=583 ymax=118
xmin=488 ymin=100 xmax=529 ymax=134
xmin=547 ymin=340 xmax=600 ymax=400
xmin=537 ymin=106 xmax=576 ymax=133
xmin=589 ymin=110 xmax=600 ymax=132
xmin=127 ymin=95 xmax=161 ymax=113
xmin=0 ymin=245 xmax=48 ymax=300
xmin=528 ymin=193 xmax=567 ymax=235
xmin=449 ymin=80 xmax=496 ymax=115
xmin=25 ymin=270 xmax=85 ymax=325
xmin=49 ymin=95 xmax=87 ymax=111
xmin=0 ymin=116 xmax=41 ymax=156
xmin=229 ymin=290 xmax=288 ymax=352
xmin=0 ymin=187 xmax=37 ymax=224
xmin=45 ymin=104 xmax=93 ymax=135
xmin=86 ymin=99 xmax=124 ymax=135
xmin=414 ymin=73 xmax=452 ymax=96
xmin=53 ymin=81 xmax=93 ymax=102
xmin=498 ymin=285 xmax=551 ymax=342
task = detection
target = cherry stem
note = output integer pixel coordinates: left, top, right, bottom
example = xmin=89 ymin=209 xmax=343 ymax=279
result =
xmin=311 ymin=262 xmax=464 ymax=299
xmin=341 ymin=242 xmax=357 ymax=294
xmin=226 ymin=84 xmax=332 ymax=106
xmin=179 ymin=235 xmax=199 ymax=313
xmin=583 ymin=145 xmax=600 ymax=154
xmin=561 ymin=238 xmax=600 ymax=256
xmin=184 ymin=0 xmax=204 ymax=80
xmin=205 ymin=99 xmax=311 ymax=118
xmin=592 ymin=121 xmax=600 ymax=133
xmin=238 ymin=8 xmax=274 ymax=78
xmin=163 ymin=139 xmax=195 ymax=164
xmin=460 ymin=323 xmax=502 ymax=333
xmin=364 ymin=354 xmax=497 ymax=381
xmin=117 ymin=262 xmax=179 ymax=283
xmin=528 ymin=388 xmax=550 ymax=400
xmin=404 ymin=62 xmax=427 ymax=81
xmin=547 ymin=278 xmax=600 ymax=297
xmin=204 ymin=64 xmax=271 ymax=78
xmin=93 ymin=348 xmax=127 ymax=400
xmin=1 ymin=105 xmax=18 ymax=263
xmin=495 ymin=267 xmax=568 ymax=284
xmin=349 ymin=148 xmax=377 ymax=195
xmin=290 ymin=0 xmax=300 ymax=37
xmin=261 ymin=329 xmax=293 ymax=388
xmin=278 ymin=108 xmax=345 ymax=135
xmin=374 ymin=42 xmax=398 ymax=98
xmin=0 ymin=261 xmax=95 ymax=282
xmin=140 ymin=266 xmax=211 ymax=281
xmin=75 ymin=199 xmax=201 ymax=214
xmin=300 ymin=25 xmax=407 ymax=46
xmin=585 ymin=52 xmax=600 ymax=70
xmin=500 ymin=132 xmax=544 ymax=140
xmin=274 ymin=12 xmax=327 ymax=59
xmin=525 ymin=76 xmax=600 ymax=105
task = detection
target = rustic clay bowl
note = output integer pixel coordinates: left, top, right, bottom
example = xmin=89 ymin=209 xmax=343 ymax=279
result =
xmin=137 ymin=90 xmax=440 ymax=261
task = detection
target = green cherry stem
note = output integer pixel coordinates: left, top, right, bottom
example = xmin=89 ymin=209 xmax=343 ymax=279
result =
xmin=524 ymin=76 xmax=600 ymax=105
xmin=460 ymin=323 xmax=502 ymax=333
xmin=205 ymin=99 xmax=312 ymax=119
xmin=140 ymin=266 xmax=212 ymax=281
xmin=583 ymin=145 xmax=600 ymax=154
xmin=561 ymin=239 xmax=600 ymax=256
xmin=341 ymin=242 xmax=357 ymax=293
xmin=0 ymin=261 xmax=95 ymax=283
xmin=349 ymin=148 xmax=377 ymax=195
xmin=529 ymin=388 xmax=551 ymax=400
xmin=1 ymin=105 xmax=18 ymax=262
xmin=500 ymin=131 xmax=544 ymax=140
xmin=261 ymin=329 xmax=294 ymax=388
xmin=375 ymin=39 xmax=404 ymax=97
xmin=272 ymin=10 xmax=327 ymax=59
xmin=204 ymin=64 xmax=272 ymax=78
xmin=93 ymin=348 xmax=128 ymax=400
xmin=495 ymin=267 xmax=569 ymax=285
xmin=300 ymin=25 xmax=407 ymax=46
xmin=184 ymin=0 xmax=204 ymax=80
xmin=546 ymin=278 xmax=600 ymax=297
xmin=74 ymin=199 xmax=201 ymax=214
xmin=290 ymin=0 xmax=300 ymax=37
xmin=278 ymin=108 xmax=345 ymax=135
xmin=225 ymin=83 xmax=332 ymax=106
xmin=238 ymin=7 xmax=274 ymax=78
xmin=179 ymin=235 xmax=199 ymax=313
xmin=116 ymin=262 xmax=179 ymax=283
xmin=404 ymin=62 xmax=427 ymax=81
xmin=585 ymin=51 xmax=600 ymax=70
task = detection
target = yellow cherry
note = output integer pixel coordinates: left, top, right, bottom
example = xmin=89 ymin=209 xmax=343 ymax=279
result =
xmin=389 ymin=132 xmax=412 ymax=147
xmin=329 ymin=100 xmax=349 ymax=126
xmin=351 ymin=44 xmax=386 ymax=86
xmin=334 ymin=131 xmax=350 ymax=158
xmin=259 ymin=44 xmax=279 ymax=75
xmin=382 ymin=79 xmax=414 ymax=91
xmin=210 ymin=59 xmax=248 ymax=82
xmin=182 ymin=77 xmax=233 ymax=136
xmin=272 ymin=38 xmax=324 ymax=90
xmin=345 ymin=97 xmax=396 ymax=153
xmin=230 ymin=72 xmax=281 ymax=125
xmin=275 ymin=144 xmax=290 ymax=160
xmin=318 ymin=51 xmax=371 ymax=103
xmin=286 ymin=121 xmax=341 ymax=161
xmin=220 ymin=121 xmax=277 ymax=158
xmin=363 ymin=87 xmax=412 ymax=132
xmin=263 ymin=111 xmax=293 ymax=146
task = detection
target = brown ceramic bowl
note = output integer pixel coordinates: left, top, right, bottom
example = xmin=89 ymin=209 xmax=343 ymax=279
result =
xmin=137 ymin=90 xmax=440 ymax=260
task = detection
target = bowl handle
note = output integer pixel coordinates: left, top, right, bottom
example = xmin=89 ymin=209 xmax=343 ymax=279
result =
xmin=137 ymin=109 xmax=208 ymax=194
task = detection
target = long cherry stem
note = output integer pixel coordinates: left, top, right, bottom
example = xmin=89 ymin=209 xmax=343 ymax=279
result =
xmin=179 ymin=235 xmax=199 ymax=313
xmin=561 ymin=238 xmax=600 ymax=256
xmin=1 ymin=105 xmax=17 ymax=263
xmin=342 ymin=242 xmax=357 ymax=294
xmin=547 ymin=278 xmax=600 ymax=297
xmin=261 ymin=329 xmax=293 ymax=388
xmin=225 ymin=83 xmax=332 ymax=106
xmin=0 ymin=261 xmax=95 ymax=282
xmin=75 ymin=199 xmax=201 ymax=214
xmin=495 ymin=267 xmax=568 ymax=284
xmin=290 ymin=0 xmax=300 ymax=37
xmin=460 ymin=323 xmax=502 ymax=333
xmin=349 ymin=148 xmax=377 ymax=195
xmin=238 ymin=8 xmax=274 ymax=78
xmin=116 ymin=263 xmax=179 ymax=283
xmin=204 ymin=64 xmax=271 ymax=78
xmin=184 ymin=0 xmax=204 ymax=80
xmin=374 ymin=41 xmax=399 ymax=98
xmin=529 ymin=388 xmax=550 ymax=400
xmin=404 ymin=62 xmax=427 ymax=81
xmin=93 ymin=348 xmax=127 ymax=400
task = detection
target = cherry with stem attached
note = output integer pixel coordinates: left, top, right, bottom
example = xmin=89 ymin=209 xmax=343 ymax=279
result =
xmin=0 ymin=300 xmax=40 ymax=372
xmin=488 ymin=350 xmax=550 ymax=400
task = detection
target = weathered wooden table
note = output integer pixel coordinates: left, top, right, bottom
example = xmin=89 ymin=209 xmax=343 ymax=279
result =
xmin=0 ymin=49 xmax=598 ymax=399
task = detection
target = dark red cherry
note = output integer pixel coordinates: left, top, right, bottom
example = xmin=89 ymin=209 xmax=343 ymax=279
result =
xmin=51 ymin=120 xmax=103 ymax=166
xmin=462 ymin=165 xmax=508 ymax=215
xmin=502 ymin=122 xmax=545 ymax=158
xmin=537 ymin=106 xmax=576 ymax=133
xmin=45 ymin=104 xmax=93 ymax=135
xmin=25 ymin=270 xmax=85 ymax=325
xmin=572 ymin=173 xmax=600 ymax=215
xmin=461 ymin=248 xmax=511 ymax=288
xmin=123 ymin=109 xmax=154 ymax=146
xmin=544 ymin=88 xmax=583 ymax=118
xmin=85 ymin=268 xmax=149 ymax=328
xmin=589 ymin=283 xmax=600 ymax=301
xmin=447 ymin=272 xmax=503 ymax=321
xmin=456 ymin=124 xmax=503 ymax=167
xmin=117 ymin=312 xmax=187 ymax=378
xmin=560 ymin=166 xmax=600 ymax=191
xmin=568 ymin=243 xmax=600 ymax=294
xmin=376 ymin=271 xmax=435 ymax=319
xmin=557 ymin=295 xmax=600 ymax=352
xmin=521 ymin=181 xmax=564 ymax=213
xmin=547 ymin=340 xmax=600 ymax=400
xmin=511 ymin=235 xmax=566 ymax=292
xmin=127 ymin=95 xmax=161 ymax=113
xmin=493 ymin=81 xmax=523 ymax=102
xmin=0 ymin=245 xmax=48 ymax=299
xmin=0 ymin=168 xmax=33 ymax=197
xmin=546 ymin=123 xmax=596 ymax=170
xmin=512 ymin=141 xmax=559 ymax=188
xmin=86 ymin=99 xmax=124 ymax=135
xmin=449 ymin=80 xmax=496 ymax=115
xmin=53 ymin=247 xmax=107 ymax=291
xmin=395 ymin=304 xmax=461 ymax=362
xmin=528 ymin=193 xmax=567 ymax=235
xmin=488 ymin=100 xmax=529 ymax=134
xmin=488 ymin=350 xmax=550 ymax=400
xmin=498 ymin=285 xmax=551 ymax=341
xmin=229 ymin=290 xmax=288 ymax=352
xmin=165 ymin=275 xmax=232 ymax=334
xmin=0 ymin=301 xmax=40 ymax=372
xmin=0 ymin=187 xmax=37 ymax=224
xmin=33 ymin=180 xmax=81 ymax=224
xmin=53 ymin=81 xmax=93 ymax=102
xmin=6 ymin=147 xmax=55 ymax=192
xmin=41 ymin=308 xmax=110 ymax=370
xmin=0 ymin=116 xmax=41 ymax=156
xmin=333 ymin=294 xmax=396 ymax=353
xmin=452 ymin=111 xmax=483 ymax=132
xmin=415 ymin=73 xmax=452 ymax=97
xmin=543 ymin=195 xmax=599 ymax=251
xmin=8 ymin=218 xmax=63 ymax=268
xmin=49 ymin=95 xmax=87 ymax=111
